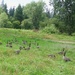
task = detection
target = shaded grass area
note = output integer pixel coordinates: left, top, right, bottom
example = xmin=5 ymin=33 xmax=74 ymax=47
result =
xmin=0 ymin=28 xmax=75 ymax=75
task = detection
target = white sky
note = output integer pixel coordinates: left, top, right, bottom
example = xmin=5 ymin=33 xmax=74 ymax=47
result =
xmin=0 ymin=0 xmax=50 ymax=9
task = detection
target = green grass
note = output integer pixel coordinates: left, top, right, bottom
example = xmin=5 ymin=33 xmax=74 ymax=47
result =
xmin=0 ymin=28 xmax=75 ymax=75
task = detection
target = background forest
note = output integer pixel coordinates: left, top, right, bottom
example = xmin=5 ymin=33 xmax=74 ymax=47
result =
xmin=0 ymin=0 xmax=75 ymax=35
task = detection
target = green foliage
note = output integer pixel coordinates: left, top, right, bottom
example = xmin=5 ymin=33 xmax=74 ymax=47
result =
xmin=14 ymin=4 xmax=23 ymax=22
xmin=32 ymin=1 xmax=45 ymax=29
xmin=23 ymin=1 xmax=45 ymax=29
xmin=21 ymin=19 xmax=33 ymax=29
xmin=51 ymin=0 xmax=75 ymax=35
xmin=23 ymin=1 xmax=36 ymax=18
xmin=0 ymin=6 xmax=3 ymax=14
xmin=3 ymin=4 xmax=8 ymax=14
xmin=40 ymin=18 xmax=59 ymax=29
xmin=0 ymin=0 xmax=75 ymax=35
xmin=0 ymin=12 xmax=8 ymax=27
xmin=6 ymin=21 xmax=13 ymax=28
xmin=48 ymin=18 xmax=65 ymax=33
xmin=8 ymin=7 xmax=15 ymax=17
xmin=39 ymin=21 xmax=47 ymax=29
xmin=42 ymin=24 xmax=59 ymax=34
xmin=48 ymin=18 xmax=58 ymax=24
xmin=9 ymin=16 xmax=15 ymax=22
xmin=57 ymin=21 xmax=65 ymax=33
xmin=13 ymin=20 xmax=20 ymax=29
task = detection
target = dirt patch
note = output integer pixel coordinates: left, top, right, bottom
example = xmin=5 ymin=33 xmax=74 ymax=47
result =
xmin=50 ymin=40 xmax=75 ymax=44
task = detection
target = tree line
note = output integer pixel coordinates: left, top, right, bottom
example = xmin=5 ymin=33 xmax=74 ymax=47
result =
xmin=0 ymin=0 xmax=75 ymax=35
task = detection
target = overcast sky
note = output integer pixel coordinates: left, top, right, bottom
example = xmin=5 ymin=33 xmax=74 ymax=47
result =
xmin=0 ymin=0 xmax=50 ymax=9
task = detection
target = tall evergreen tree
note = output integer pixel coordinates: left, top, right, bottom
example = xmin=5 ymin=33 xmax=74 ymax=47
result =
xmin=0 ymin=6 xmax=3 ymax=14
xmin=14 ymin=4 xmax=23 ymax=23
xmin=3 ymin=4 xmax=8 ymax=14
xmin=9 ymin=7 xmax=15 ymax=17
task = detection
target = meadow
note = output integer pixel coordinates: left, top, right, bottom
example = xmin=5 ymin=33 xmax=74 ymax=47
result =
xmin=0 ymin=28 xmax=75 ymax=75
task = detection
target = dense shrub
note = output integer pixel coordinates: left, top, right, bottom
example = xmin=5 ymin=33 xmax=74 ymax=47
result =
xmin=0 ymin=12 xmax=8 ymax=28
xmin=39 ymin=21 xmax=47 ymax=29
xmin=6 ymin=21 xmax=13 ymax=28
xmin=21 ymin=19 xmax=33 ymax=29
xmin=39 ymin=18 xmax=59 ymax=29
xmin=13 ymin=20 xmax=20 ymax=29
xmin=42 ymin=24 xmax=59 ymax=34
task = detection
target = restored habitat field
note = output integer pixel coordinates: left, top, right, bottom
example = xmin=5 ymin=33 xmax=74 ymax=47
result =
xmin=0 ymin=28 xmax=75 ymax=75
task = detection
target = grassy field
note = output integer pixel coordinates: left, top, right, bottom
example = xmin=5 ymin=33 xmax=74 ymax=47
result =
xmin=0 ymin=28 xmax=75 ymax=75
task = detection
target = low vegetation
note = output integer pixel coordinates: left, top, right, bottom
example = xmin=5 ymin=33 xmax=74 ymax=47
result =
xmin=0 ymin=28 xmax=75 ymax=75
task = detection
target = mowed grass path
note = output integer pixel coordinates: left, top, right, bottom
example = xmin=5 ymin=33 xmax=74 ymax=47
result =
xmin=0 ymin=28 xmax=75 ymax=75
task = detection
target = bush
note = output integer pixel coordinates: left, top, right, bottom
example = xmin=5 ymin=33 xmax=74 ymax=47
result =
xmin=21 ymin=19 xmax=33 ymax=29
xmin=13 ymin=20 xmax=20 ymax=29
xmin=39 ymin=21 xmax=47 ymax=29
xmin=39 ymin=18 xmax=59 ymax=29
xmin=72 ymin=33 xmax=75 ymax=36
xmin=0 ymin=12 xmax=8 ymax=28
xmin=6 ymin=21 xmax=13 ymax=28
xmin=42 ymin=24 xmax=59 ymax=34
